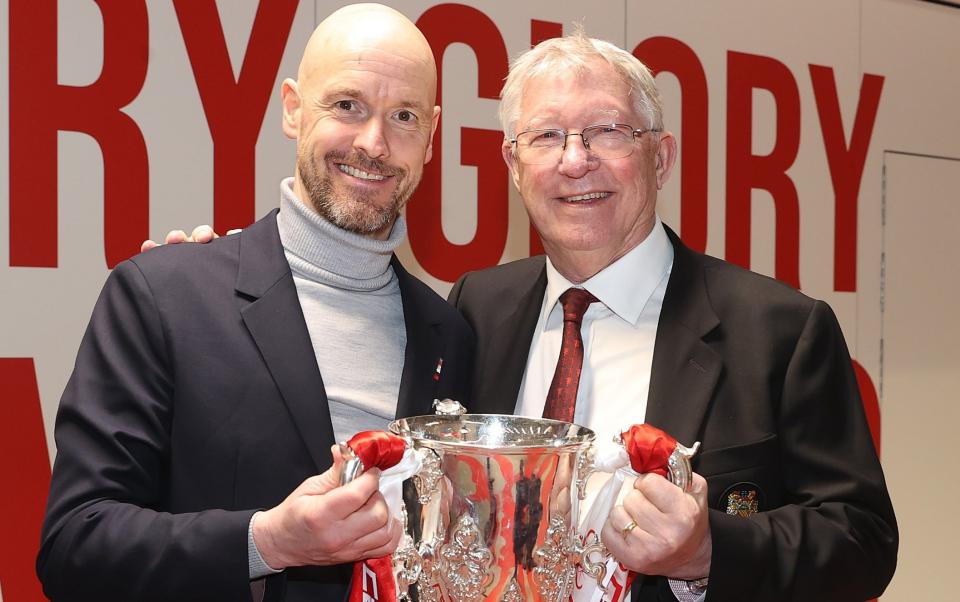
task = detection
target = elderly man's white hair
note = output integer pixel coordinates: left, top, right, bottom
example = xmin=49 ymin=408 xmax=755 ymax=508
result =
xmin=499 ymin=31 xmax=664 ymax=138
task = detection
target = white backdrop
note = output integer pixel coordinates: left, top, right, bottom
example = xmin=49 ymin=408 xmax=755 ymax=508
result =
xmin=2 ymin=1 xmax=958 ymax=599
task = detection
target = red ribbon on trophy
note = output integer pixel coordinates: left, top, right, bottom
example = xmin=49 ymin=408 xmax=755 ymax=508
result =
xmin=621 ymin=423 xmax=676 ymax=478
xmin=615 ymin=424 xmax=691 ymax=602
xmin=344 ymin=430 xmax=407 ymax=602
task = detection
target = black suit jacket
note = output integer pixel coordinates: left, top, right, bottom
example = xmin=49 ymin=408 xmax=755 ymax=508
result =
xmin=37 ymin=210 xmax=475 ymax=602
xmin=448 ymin=226 xmax=897 ymax=602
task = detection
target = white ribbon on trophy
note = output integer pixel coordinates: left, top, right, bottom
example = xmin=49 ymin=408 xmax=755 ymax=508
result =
xmin=573 ymin=442 xmax=636 ymax=602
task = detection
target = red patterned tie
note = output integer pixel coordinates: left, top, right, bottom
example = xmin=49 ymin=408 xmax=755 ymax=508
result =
xmin=542 ymin=288 xmax=598 ymax=422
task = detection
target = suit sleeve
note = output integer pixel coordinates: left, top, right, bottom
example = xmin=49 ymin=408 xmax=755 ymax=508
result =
xmin=705 ymin=300 xmax=898 ymax=601
xmin=36 ymin=260 xmax=257 ymax=602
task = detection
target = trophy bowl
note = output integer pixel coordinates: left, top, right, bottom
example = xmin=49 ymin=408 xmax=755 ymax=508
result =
xmin=388 ymin=414 xmax=599 ymax=602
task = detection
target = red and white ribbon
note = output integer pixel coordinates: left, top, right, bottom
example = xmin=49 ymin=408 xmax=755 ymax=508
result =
xmin=575 ymin=424 xmax=681 ymax=602
xmin=344 ymin=430 xmax=419 ymax=602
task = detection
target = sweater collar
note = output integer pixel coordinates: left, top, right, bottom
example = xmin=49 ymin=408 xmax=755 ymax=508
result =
xmin=276 ymin=177 xmax=405 ymax=291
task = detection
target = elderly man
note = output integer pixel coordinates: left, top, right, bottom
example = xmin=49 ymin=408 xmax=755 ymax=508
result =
xmin=449 ymin=33 xmax=898 ymax=601
xmin=37 ymin=5 xmax=473 ymax=601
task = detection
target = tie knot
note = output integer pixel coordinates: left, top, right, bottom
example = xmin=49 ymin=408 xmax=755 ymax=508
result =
xmin=558 ymin=288 xmax=598 ymax=324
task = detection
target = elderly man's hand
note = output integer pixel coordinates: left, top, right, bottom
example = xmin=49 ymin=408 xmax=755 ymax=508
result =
xmin=252 ymin=445 xmax=402 ymax=569
xmin=601 ymin=472 xmax=711 ymax=580
xmin=140 ymin=225 xmax=242 ymax=252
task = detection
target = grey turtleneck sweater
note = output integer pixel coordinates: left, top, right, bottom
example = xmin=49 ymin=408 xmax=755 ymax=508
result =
xmin=250 ymin=179 xmax=408 ymax=580
xmin=276 ymin=177 xmax=407 ymax=443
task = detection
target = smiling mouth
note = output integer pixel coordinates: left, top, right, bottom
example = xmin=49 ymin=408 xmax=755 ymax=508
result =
xmin=560 ymin=191 xmax=610 ymax=203
xmin=337 ymin=163 xmax=389 ymax=181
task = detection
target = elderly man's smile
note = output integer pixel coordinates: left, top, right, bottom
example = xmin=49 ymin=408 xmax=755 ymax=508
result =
xmin=558 ymin=191 xmax=611 ymax=203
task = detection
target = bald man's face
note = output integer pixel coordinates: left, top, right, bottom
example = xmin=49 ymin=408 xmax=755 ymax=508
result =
xmin=284 ymin=43 xmax=439 ymax=238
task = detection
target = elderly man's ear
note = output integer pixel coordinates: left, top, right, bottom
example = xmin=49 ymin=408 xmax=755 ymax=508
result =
xmin=655 ymin=132 xmax=678 ymax=190
xmin=501 ymin=138 xmax=521 ymax=190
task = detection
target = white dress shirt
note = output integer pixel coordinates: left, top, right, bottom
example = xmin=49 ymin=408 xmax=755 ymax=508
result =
xmin=515 ymin=216 xmax=673 ymax=428
xmin=514 ymin=218 xmax=705 ymax=602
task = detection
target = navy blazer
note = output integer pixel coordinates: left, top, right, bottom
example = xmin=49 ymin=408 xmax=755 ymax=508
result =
xmin=448 ymin=226 xmax=897 ymax=602
xmin=38 ymin=210 xmax=475 ymax=602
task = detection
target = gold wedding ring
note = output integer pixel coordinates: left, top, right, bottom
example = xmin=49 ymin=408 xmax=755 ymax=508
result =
xmin=621 ymin=520 xmax=638 ymax=538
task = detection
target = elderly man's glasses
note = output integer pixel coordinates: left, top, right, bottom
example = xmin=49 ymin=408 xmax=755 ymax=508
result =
xmin=510 ymin=124 xmax=661 ymax=165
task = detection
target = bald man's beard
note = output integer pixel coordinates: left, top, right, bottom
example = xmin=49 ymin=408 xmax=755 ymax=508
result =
xmin=298 ymin=149 xmax=417 ymax=236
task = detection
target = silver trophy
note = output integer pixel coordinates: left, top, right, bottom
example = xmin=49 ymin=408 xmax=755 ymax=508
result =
xmin=341 ymin=401 xmax=698 ymax=601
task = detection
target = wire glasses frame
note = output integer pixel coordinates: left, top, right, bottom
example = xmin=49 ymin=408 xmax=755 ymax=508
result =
xmin=510 ymin=123 xmax=661 ymax=165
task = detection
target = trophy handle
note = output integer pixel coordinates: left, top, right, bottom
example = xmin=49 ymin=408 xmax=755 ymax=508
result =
xmin=612 ymin=431 xmax=701 ymax=493
xmin=575 ymin=445 xmax=597 ymax=501
xmin=338 ymin=442 xmax=364 ymax=485
xmin=666 ymin=441 xmax=700 ymax=492
xmin=413 ymin=448 xmax=444 ymax=504
xmin=393 ymin=503 xmax=423 ymax=601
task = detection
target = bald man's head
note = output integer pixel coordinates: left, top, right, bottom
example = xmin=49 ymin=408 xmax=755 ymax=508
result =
xmin=299 ymin=3 xmax=437 ymax=105
xmin=279 ymin=3 xmax=440 ymax=240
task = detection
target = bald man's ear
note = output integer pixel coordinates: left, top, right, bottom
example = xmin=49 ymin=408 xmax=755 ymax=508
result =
xmin=502 ymin=138 xmax=521 ymax=189
xmin=281 ymin=78 xmax=301 ymax=140
xmin=423 ymin=105 xmax=441 ymax=164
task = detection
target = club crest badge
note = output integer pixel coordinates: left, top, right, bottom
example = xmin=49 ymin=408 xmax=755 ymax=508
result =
xmin=720 ymin=482 xmax=763 ymax=517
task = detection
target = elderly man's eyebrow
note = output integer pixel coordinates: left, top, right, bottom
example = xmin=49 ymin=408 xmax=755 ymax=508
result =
xmin=521 ymin=108 xmax=623 ymax=131
xmin=519 ymin=115 xmax=552 ymax=130
xmin=592 ymin=108 xmax=621 ymax=121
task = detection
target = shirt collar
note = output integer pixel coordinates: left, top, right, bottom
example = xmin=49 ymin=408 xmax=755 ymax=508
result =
xmin=543 ymin=216 xmax=674 ymax=327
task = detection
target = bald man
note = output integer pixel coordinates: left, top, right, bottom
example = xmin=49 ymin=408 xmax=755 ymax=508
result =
xmin=36 ymin=5 xmax=474 ymax=601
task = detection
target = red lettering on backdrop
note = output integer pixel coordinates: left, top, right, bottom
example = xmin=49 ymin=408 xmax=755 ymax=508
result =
xmin=530 ymin=19 xmax=563 ymax=45
xmin=0 ymin=359 xmax=52 ymax=601
xmin=409 ymin=5 xmax=509 ymax=282
xmin=852 ymin=360 xmax=882 ymax=454
xmin=527 ymin=20 xmax=564 ymax=257
xmin=9 ymin=0 xmax=149 ymax=268
xmin=173 ymin=0 xmax=299 ymax=233
xmin=726 ymin=51 xmax=801 ymax=288
xmin=809 ymin=66 xmax=884 ymax=293
xmin=634 ymin=37 xmax=709 ymax=253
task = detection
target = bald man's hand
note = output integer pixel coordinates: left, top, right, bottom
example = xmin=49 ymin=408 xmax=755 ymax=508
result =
xmin=140 ymin=225 xmax=242 ymax=252
xmin=252 ymin=445 xmax=402 ymax=569
xmin=601 ymin=472 xmax=712 ymax=580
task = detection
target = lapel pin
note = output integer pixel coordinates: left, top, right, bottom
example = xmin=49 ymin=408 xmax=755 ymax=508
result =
xmin=433 ymin=357 xmax=443 ymax=382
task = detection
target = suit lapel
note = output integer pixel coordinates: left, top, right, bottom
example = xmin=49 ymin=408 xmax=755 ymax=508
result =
xmin=236 ymin=211 xmax=335 ymax=472
xmin=473 ymin=259 xmax=547 ymax=415
xmin=394 ymin=258 xmax=444 ymax=420
xmin=645 ymin=227 xmax=722 ymax=447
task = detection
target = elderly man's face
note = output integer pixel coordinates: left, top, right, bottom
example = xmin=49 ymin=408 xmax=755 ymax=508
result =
xmin=284 ymin=45 xmax=439 ymax=239
xmin=504 ymin=60 xmax=675 ymax=273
